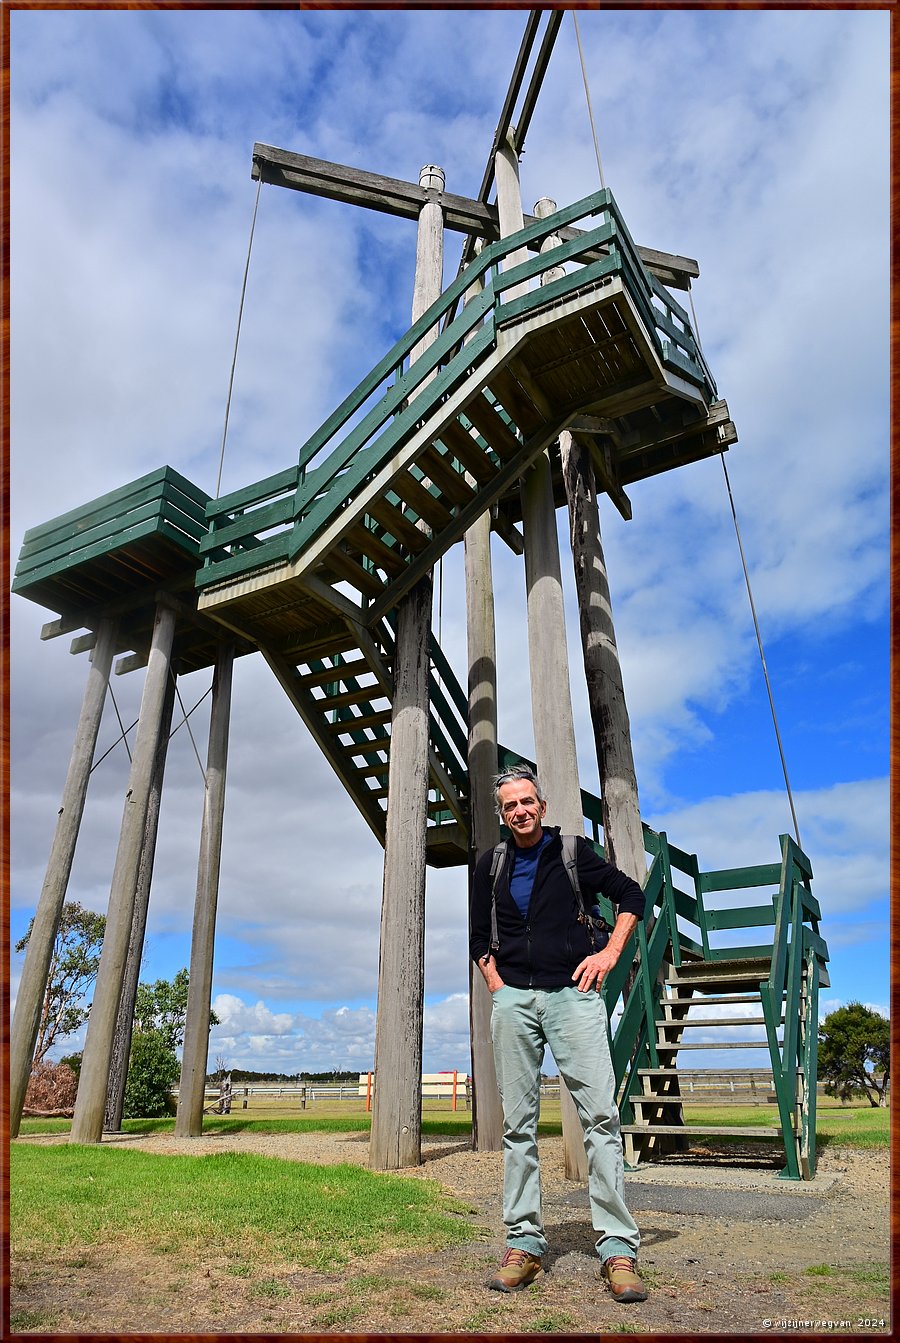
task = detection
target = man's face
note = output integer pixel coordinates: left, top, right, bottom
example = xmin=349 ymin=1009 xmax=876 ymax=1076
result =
xmin=498 ymin=778 xmax=547 ymax=848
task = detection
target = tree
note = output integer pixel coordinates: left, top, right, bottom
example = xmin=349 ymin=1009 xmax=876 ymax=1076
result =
xmin=15 ymin=901 xmax=106 ymax=1064
xmin=132 ymin=967 xmax=219 ymax=1052
xmin=59 ymin=1051 xmax=83 ymax=1082
xmin=818 ymin=1003 xmax=890 ymax=1107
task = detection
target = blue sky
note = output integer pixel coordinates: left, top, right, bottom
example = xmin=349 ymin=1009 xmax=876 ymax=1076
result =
xmin=8 ymin=7 xmax=890 ymax=1076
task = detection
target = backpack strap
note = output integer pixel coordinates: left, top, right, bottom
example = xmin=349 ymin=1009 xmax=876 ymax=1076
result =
xmin=488 ymin=841 xmax=508 ymax=953
xmin=561 ymin=833 xmax=582 ymax=904
xmin=564 ymin=834 xmax=612 ymax=949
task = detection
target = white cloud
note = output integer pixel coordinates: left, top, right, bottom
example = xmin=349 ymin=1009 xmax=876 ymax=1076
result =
xmin=210 ymin=993 xmax=294 ymax=1038
xmin=649 ymin=778 xmax=888 ymax=920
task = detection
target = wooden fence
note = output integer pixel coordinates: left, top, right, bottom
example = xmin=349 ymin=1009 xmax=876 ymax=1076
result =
xmin=174 ymin=1068 xmax=835 ymax=1113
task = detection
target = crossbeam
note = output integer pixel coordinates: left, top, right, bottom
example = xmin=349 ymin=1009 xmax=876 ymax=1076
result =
xmin=251 ymin=143 xmax=700 ymax=289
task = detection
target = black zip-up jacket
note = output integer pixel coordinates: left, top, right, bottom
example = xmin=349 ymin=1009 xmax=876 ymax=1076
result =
xmin=469 ymin=827 xmax=645 ymax=989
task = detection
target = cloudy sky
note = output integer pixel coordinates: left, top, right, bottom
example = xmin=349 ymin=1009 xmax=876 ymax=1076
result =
xmin=8 ymin=7 xmax=889 ymax=1079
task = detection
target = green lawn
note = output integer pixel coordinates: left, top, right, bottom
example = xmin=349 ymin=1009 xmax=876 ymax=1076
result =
xmin=17 ymin=1095 xmax=888 ymax=1147
xmin=10 ymin=1143 xmax=485 ymax=1270
xmin=678 ymin=1099 xmax=889 ymax=1148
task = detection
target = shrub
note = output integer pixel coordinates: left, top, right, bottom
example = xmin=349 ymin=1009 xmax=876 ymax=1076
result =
xmin=122 ymin=1031 xmax=180 ymax=1119
xmin=24 ymin=1061 xmax=79 ymax=1112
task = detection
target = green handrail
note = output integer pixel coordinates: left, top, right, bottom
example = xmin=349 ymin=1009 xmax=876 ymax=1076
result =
xmin=197 ymin=188 xmax=717 ymax=591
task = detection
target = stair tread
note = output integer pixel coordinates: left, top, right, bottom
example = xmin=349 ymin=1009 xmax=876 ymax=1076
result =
xmin=657 ymin=1016 xmax=768 ymax=1028
xmin=655 ymin=1040 xmax=772 ymax=1049
xmin=622 ymin=1124 xmax=783 ymax=1138
xmin=672 ymin=957 xmax=772 ymax=974
xmin=631 ymin=1095 xmax=696 ymax=1105
xmin=629 ymin=1095 xmax=774 ymax=1106
xmin=667 ymin=977 xmax=770 ymax=990
xmin=635 ymin=1067 xmax=798 ymax=1076
xmin=663 ymin=994 xmax=762 ymax=1005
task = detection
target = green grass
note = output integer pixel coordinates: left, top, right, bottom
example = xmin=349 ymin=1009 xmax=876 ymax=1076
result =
xmin=10 ymin=1144 xmax=486 ymax=1271
xmin=531 ymin=1312 xmax=578 ymax=1332
xmin=16 ymin=1103 xmax=566 ymax=1138
xmin=18 ymin=1094 xmax=887 ymax=1145
xmin=679 ymin=1100 xmax=889 ymax=1148
xmin=788 ymin=1262 xmax=890 ymax=1305
xmin=9 ymin=1309 xmax=61 ymax=1332
xmin=312 ymin=1302 xmax=366 ymax=1327
xmin=247 ymin=1278 xmax=291 ymax=1300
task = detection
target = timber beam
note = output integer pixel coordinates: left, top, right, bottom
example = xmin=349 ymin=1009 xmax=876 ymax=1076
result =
xmin=251 ymin=144 xmax=700 ymax=289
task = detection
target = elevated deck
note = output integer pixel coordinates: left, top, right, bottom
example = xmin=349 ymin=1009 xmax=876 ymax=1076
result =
xmin=11 ymin=467 xmax=256 ymax=674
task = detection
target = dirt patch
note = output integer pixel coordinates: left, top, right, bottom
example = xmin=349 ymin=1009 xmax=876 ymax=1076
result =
xmin=11 ymin=1131 xmax=890 ymax=1335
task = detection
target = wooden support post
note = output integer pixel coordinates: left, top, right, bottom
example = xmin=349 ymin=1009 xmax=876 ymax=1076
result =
xmin=104 ymin=669 xmax=177 ymax=1132
xmin=70 ymin=603 xmax=177 ymax=1144
xmin=497 ymin=145 xmax=587 ymax=1183
xmin=463 ymin=251 xmax=503 ymax=1153
xmin=464 ymin=508 xmax=503 ymax=1152
xmin=10 ymin=618 xmax=118 ymax=1138
xmin=533 ymin=196 xmax=566 ymax=287
xmin=175 ymin=642 xmax=235 ymax=1137
xmin=370 ymin=165 xmax=443 ymax=1172
xmin=559 ymin=433 xmax=647 ymax=886
xmin=370 ymin=576 xmax=431 ymax=1169
xmin=520 ymin=450 xmax=590 ymax=1183
xmin=494 ymin=128 xmax=529 ymax=301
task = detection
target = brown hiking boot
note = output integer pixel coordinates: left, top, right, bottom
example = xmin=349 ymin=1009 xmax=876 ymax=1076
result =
xmin=602 ymin=1255 xmax=647 ymax=1303
xmin=487 ymin=1247 xmax=543 ymax=1292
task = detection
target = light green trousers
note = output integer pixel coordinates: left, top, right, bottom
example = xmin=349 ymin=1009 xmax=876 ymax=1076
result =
xmin=490 ymin=983 xmax=640 ymax=1261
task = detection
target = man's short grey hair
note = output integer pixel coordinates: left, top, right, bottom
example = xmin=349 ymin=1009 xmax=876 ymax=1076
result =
xmin=492 ymin=765 xmax=546 ymax=819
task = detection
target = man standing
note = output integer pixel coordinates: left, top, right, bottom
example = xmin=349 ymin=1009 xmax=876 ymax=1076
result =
xmin=469 ymin=764 xmax=647 ymax=1304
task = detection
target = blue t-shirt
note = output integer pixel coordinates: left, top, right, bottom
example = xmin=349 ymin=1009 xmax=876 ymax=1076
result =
xmin=508 ymin=831 xmax=552 ymax=920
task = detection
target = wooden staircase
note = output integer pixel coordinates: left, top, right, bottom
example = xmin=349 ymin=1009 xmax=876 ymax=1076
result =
xmin=623 ymin=957 xmax=785 ymax=1163
xmin=610 ymin=834 xmax=828 ymax=1180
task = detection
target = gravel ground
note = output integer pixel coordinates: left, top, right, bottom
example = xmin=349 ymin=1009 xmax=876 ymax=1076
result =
xmin=11 ymin=1129 xmax=891 ymax=1335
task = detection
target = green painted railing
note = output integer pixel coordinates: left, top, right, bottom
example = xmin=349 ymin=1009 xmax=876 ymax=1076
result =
xmin=609 ymin=832 xmax=826 ymax=1178
xmin=198 ymin=189 xmax=715 ymax=592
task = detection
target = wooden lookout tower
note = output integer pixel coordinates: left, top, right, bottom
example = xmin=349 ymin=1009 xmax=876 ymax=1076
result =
xmin=11 ymin=14 xmax=828 ymax=1179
